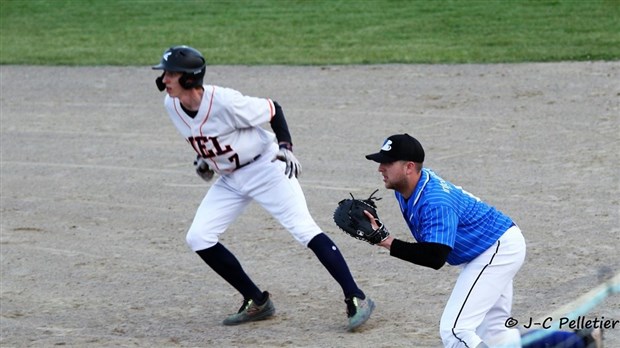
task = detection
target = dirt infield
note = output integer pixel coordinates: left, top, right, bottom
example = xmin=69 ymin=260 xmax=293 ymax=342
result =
xmin=1 ymin=62 xmax=618 ymax=347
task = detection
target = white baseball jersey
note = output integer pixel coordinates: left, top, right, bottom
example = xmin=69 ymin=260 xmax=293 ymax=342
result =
xmin=162 ymin=84 xmax=323 ymax=251
xmin=164 ymin=85 xmax=276 ymax=174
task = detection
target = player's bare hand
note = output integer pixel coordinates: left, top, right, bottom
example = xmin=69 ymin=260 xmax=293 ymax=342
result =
xmin=194 ymin=158 xmax=214 ymax=182
xmin=272 ymin=147 xmax=301 ymax=178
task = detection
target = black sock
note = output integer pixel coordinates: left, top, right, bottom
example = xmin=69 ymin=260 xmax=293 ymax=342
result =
xmin=255 ymin=291 xmax=269 ymax=306
xmin=196 ymin=243 xmax=263 ymax=302
xmin=307 ymin=233 xmax=365 ymax=299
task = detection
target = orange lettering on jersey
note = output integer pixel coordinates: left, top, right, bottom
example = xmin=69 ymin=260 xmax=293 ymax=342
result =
xmin=188 ymin=136 xmax=234 ymax=158
xmin=189 ymin=136 xmax=215 ymax=158
xmin=209 ymin=137 xmax=233 ymax=155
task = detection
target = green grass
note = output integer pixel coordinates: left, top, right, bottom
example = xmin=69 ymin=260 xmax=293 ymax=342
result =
xmin=1 ymin=0 xmax=619 ymax=66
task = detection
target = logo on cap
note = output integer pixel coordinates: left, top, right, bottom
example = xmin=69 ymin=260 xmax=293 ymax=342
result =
xmin=163 ymin=52 xmax=171 ymax=61
xmin=381 ymin=140 xmax=392 ymax=151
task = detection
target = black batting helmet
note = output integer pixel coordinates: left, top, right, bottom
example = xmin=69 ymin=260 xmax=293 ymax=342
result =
xmin=153 ymin=45 xmax=206 ymax=90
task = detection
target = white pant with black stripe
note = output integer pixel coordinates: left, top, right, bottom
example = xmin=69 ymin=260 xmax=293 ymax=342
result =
xmin=440 ymin=226 xmax=526 ymax=348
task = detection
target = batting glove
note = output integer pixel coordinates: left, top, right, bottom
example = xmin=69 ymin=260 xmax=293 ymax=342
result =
xmin=272 ymin=143 xmax=301 ymax=178
xmin=194 ymin=157 xmax=214 ymax=182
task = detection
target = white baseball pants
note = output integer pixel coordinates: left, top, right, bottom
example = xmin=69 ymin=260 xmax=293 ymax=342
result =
xmin=186 ymin=145 xmax=323 ymax=251
xmin=440 ymin=225 xmax=526 ymax=348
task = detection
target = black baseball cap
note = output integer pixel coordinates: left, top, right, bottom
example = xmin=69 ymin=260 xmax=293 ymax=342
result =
xmin=365 ymin=133 xmax=425 ymax=163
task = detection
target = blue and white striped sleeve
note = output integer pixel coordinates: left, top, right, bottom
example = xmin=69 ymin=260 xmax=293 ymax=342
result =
xmin=418 ymin=204 xmax=458 ymax=248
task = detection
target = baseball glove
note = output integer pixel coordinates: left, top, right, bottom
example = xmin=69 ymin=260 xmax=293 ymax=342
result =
xmin=333 ymin=189 xmax=389 ymax=245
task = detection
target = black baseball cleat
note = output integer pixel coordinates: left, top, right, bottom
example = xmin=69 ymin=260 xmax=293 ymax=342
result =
xmin=222 ymin=291 xmax=275 ymax=326
xmin=345 ymin=296 xmax=375 ymax=331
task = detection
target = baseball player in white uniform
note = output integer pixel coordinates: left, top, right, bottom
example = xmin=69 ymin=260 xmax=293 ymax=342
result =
xmin=152 ymin=45 xmax=374 ymax=330
xmin=364 ymin=134 xmax=527 ymax=347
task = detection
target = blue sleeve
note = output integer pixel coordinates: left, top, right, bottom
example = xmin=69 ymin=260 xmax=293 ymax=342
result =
xmin=418 ymin=203 xmax=458 ymax=248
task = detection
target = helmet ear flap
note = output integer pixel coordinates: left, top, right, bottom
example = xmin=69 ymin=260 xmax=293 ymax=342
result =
xmin=155 ymin=72 xmax=166 ymax=91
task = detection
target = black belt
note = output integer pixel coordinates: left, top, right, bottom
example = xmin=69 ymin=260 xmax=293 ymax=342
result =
xmin=238 ymin=154 xmax=261 ymax=169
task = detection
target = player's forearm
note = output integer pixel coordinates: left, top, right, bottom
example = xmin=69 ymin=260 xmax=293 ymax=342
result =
xmin=387 ymin=239 xmax=451 ymax=270
xmin=270 ymin=101 xmax=292 ymax=145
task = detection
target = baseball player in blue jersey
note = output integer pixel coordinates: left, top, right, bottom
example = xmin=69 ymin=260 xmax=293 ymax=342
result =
xmin=364 ymin=134 xmax=526 ymax=347
xmin=152 ymin=45 xmax=374 ymax=330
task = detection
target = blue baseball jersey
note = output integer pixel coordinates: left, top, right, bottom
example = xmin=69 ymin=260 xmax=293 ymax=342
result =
xmin=396 ymin=168 xmax=514 ymax=265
